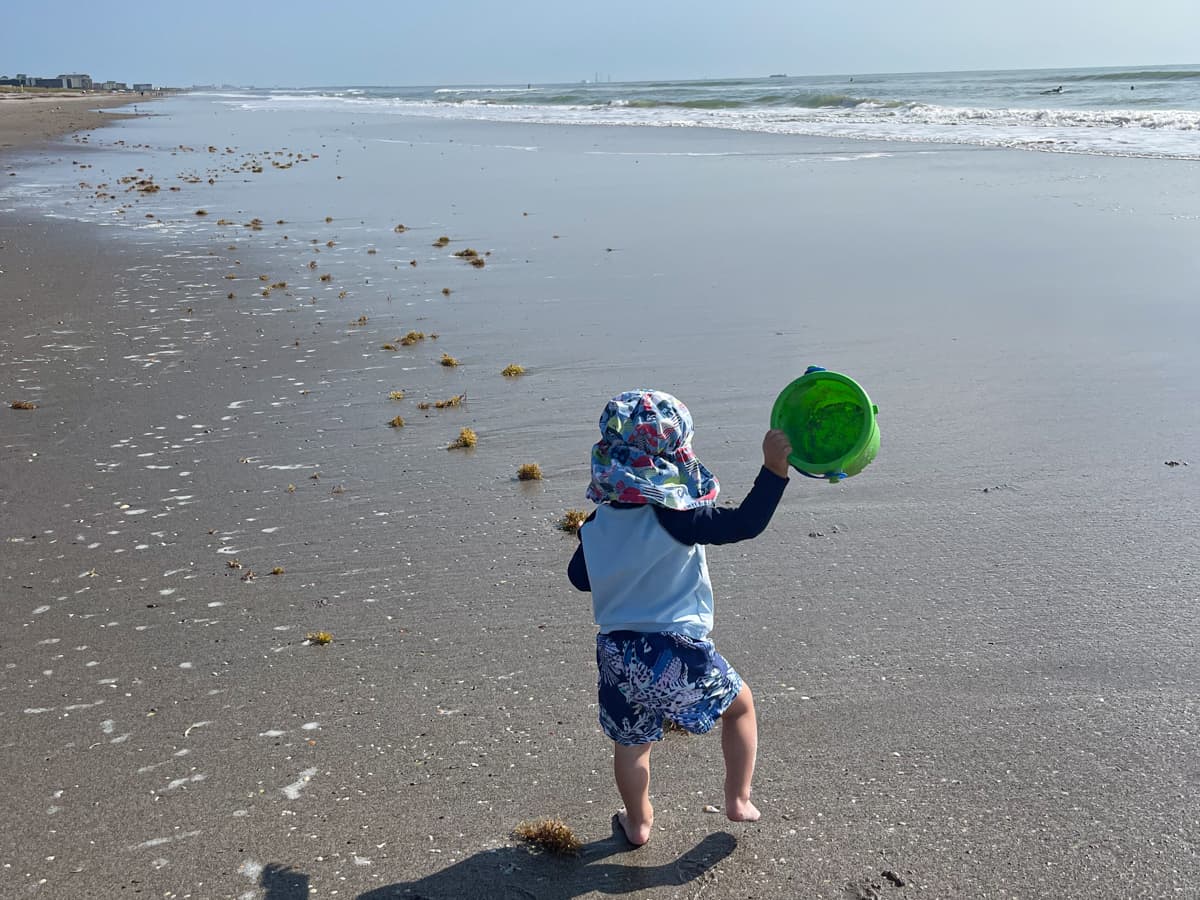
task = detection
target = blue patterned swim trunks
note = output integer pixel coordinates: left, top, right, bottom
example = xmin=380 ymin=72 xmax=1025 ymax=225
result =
xmin=595 ymin=630 xmax=744 ymax=745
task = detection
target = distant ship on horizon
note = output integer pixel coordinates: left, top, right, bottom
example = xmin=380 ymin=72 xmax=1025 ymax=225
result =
xmin=769 ymin=73 xmax=787 ymax=78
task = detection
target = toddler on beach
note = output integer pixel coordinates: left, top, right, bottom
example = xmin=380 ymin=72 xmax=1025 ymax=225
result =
xmin=567 ymin=389 xmax=791 ymax=845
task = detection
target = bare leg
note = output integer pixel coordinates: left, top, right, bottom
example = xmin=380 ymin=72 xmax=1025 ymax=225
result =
xmin=613 ymin=742 xmax=654 ymax=845
xmin=721 ymin=683 xmax=761 ymax=821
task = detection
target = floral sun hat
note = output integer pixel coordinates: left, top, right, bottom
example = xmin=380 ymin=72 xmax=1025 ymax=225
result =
xmin=586 ymin=389 xmax=719 ymax=510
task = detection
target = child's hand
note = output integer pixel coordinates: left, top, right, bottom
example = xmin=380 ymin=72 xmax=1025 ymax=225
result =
xmin=762 ymin=429 xmax=792 ymax=478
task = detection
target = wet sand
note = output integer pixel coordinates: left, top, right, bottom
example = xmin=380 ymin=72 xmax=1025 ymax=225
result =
xmin=2 ymin=108 xmax=1199 ymax=900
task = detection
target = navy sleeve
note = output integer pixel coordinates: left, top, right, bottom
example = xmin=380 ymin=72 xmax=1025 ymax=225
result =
xmin=654 ymin=466 xmax=788 ymax=546
xmin=567 ymin=510 xmax=597 ymax=591
xmin=568 ymin=542 xmax=591 ymax=591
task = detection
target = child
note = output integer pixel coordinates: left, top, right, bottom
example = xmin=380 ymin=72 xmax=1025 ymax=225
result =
xmin=568 ymin=389 xmax=792 ymax=845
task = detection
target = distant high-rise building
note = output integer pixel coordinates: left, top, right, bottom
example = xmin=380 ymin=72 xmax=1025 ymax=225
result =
xmin=58 ymin=74 xmax=93 ymax=90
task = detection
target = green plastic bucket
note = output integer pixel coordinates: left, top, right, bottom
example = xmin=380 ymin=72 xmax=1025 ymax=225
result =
xmin=770 ymin=367 xmax=879 ymax=482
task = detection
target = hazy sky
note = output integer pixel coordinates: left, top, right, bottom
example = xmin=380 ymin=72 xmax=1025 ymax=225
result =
xmin=3 ymin=1 xmax=1197 ymax=87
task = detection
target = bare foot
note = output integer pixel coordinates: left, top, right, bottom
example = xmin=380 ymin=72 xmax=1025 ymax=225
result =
xmin=616 ymin=809 xmax=652 ymax=846
xmin=725 ymin=798 xmax=761 ymax=822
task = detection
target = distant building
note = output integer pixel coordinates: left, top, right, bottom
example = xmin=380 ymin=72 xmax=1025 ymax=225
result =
xmin=97 ymin=80 xmax=128 ymax=91
xmin=132 ymin=83 xmax=153 ymax=93
xmin=58 ymin=74 xmax=93 ymax=89
xmin=34 ymin=77 xmax=67 ymax=88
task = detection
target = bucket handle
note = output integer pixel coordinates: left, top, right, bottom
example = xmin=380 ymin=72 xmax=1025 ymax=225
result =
xmin=795 ymin=469 xmax=847 ymax=483
xmin=792 ymin=366 xmax=846 ymax=482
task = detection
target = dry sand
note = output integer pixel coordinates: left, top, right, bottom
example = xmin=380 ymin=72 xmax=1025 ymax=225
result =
xmin=0 ymin=93 xmax=146 ymax=151
xmin=1 ymin=107 xmax=1199 ymax=900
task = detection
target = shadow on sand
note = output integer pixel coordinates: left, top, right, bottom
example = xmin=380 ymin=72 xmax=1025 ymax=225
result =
xmin=349 ymin=816 xmax=737 ymax=899
xmin=260 ymin=863 xmax=311 ymax=899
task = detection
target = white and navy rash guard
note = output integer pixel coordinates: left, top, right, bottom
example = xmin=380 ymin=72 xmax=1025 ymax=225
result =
xmin=568 ymin=467 xmax=788 ymax=638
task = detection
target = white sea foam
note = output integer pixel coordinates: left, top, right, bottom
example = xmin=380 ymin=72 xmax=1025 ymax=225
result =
xmin=282 ymin=767 xmax=318 ymax=800
xmin=227 ymin=87 xmax=1200 ymax=159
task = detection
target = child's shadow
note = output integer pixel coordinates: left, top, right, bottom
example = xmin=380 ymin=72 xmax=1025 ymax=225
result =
xmin=356 ymin=817 xmax=737 ymax=899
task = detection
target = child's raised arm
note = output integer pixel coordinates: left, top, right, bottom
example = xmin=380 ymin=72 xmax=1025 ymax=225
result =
xmin=653 ymin=429 xmax=792 ymax=546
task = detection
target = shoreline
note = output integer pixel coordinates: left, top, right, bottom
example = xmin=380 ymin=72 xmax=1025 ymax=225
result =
xmin=0 ymin=93 xmax=152 ymax=152
xmin=2 ymin=101 xmax=1199 ymax=899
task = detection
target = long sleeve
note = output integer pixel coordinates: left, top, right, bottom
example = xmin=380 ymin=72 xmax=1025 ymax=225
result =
xmin=568 ymin=541 xmax=591 ymax=591
xmin=567 ymin=509 xmax=597 ymax=591
xmin=653 ymin=466 xmax=788 ymax=546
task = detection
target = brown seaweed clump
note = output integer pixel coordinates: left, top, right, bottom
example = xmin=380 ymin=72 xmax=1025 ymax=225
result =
xmin=470 ymin=257 xmax=486 ymax=268
xmin=512 ymin=819 xmax=582 ymax=856
xmin=394 ymin=224 xmax=407 ymax=233
xmin=419 ymin=394 xmax=464 ymax=411
xmin=388 ymin=390 xmax=405 ymax=400
xmin=559 ymin=509 xmax=588 ymax=534
xmin=195 ymin=209 xmax=208 ymax=216
xmin=433 ymin=235 xmax=450 ymax=247
xmin=270 ymin=566 xmax=285 ymax=576
xmin=306 ymin=631 xmax=333 ymax=645
xmin=319 ymin=273 xmax=332 ymax=282
xmin=448 ymin=427 xmax=477 ymax=450
xmin=441 ymin=287 xmax=452 ymax=296
xmin=10 ymin=400 xmax=38 ymax=410
xmin=419 ymin=394 xmax=464 ymax=410
xmin=381 ymin=343 xmax=398 ymax=351
xmin=388 ymin=415 xmax=406 ymax=428
xmin=501 ymin=364 xmax=525 ymax=377
xmin=439 ymin=352 xmax=460 ymax=367
xmin=400 ymin=331 xmax=426 ymax=346
xmin=517 ymin=463 xmax=543 ymax=481
xmin=452 ymin=247 xmax=478 ymax=258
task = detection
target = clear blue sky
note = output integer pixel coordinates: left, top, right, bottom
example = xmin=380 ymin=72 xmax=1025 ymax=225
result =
xmin=3 ymin=1 xmax=1197 ymax=87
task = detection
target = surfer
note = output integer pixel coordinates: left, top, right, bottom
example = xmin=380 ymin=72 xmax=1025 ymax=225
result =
xmin=1041 ymin=85 xmax=1063 ymax=95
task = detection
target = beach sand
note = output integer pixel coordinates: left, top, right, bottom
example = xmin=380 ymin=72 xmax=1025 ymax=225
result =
xmin=0 ymin=93 xmax=146 ymax=151
xmin=2 ymin=107 xmax=1199 ymax=899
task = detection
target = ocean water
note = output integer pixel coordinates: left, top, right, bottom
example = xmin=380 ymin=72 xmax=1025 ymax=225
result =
xmin=199 ymin=64 xmax=1200 ymax=160
xmin=4 ymin=63 xmax=1198 ymax=234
